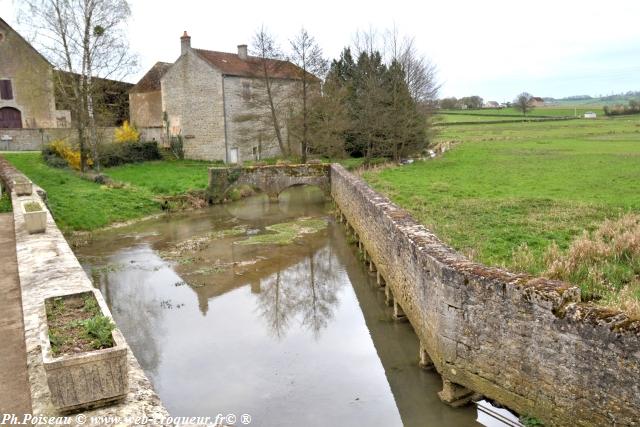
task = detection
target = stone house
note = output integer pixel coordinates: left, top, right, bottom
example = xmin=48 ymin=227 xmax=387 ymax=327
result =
xmin=0 ymin=17 xmax=67 ymax=129
xmin=131 ymin=32 xmax=316 ymax=162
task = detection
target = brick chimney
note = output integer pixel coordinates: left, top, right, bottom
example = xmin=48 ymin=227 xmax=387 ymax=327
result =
xmin=181 ymin=31 xmax=191 ymax=56
xmin=237 ymin=44 xmax=248 ymax=60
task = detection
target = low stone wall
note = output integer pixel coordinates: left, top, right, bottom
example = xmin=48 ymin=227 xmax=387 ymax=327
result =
xmin=330 ymin=163 xmax=640 ymax=426
xmin=0 ymin=157 xmax=170 ymax=424
xmin=0 ymin=127 xmax=118 ymax=151
xmin=138 ymin=127 xmax=165 ymax=146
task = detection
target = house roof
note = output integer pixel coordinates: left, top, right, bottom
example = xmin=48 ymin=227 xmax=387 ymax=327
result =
xmin=193 ymin=48 xmax=318 ymax=81
xmin=130 ymin=62 xmax=172 ymax=93
xmin=0 ymin=17 xmax=52 ymax=67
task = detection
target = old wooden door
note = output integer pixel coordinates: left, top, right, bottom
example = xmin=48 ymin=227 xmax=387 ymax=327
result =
xmin=0 ymin=107 xmax=22 ymax=128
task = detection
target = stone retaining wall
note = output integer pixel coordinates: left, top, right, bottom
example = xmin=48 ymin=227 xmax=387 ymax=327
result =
xmin=330 ymin=163 xmax=640 ymax=426
xmin=0 ymin=157 xmax=170 ymax=424
xmin=0 ymin=127 xmax=118 ymax=151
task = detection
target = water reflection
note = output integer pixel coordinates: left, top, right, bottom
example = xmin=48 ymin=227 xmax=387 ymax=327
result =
xmin=256 ymin=245 xmax=342 ymax=339
xmin=77 ymin=186 xmax=477 ymax=426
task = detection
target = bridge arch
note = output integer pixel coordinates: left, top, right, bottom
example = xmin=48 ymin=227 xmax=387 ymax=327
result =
xmin=208 ymin=164 xmax=331 ymax=203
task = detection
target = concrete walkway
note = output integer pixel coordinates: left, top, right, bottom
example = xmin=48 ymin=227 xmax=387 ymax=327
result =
xmin=0 ymin=212 xmax=31 ymax=415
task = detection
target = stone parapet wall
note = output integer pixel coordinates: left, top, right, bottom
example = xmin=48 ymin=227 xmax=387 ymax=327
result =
xmin=0 ymin=157 xmax=170 ymax=423
xmin=330 ymin=163 xmax=640 ymax=426
xmin=208 ymin=163 xmax=330 ymax=202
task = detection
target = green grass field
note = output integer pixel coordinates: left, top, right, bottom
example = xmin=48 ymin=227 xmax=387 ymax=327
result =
xmin=433 ymin=114 xmax=530 ymax=123
xmin=365 ymin=115 xmax=640 ymax=312
xmin=437 ymin=107 xmax=602 ymax=118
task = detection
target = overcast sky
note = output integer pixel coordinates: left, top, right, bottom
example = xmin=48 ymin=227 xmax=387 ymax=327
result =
xmin=2 ymin=0 xmax=639 ymax=101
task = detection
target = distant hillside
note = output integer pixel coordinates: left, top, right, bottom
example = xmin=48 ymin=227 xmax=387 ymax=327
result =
xmin=544 ymin=91 xmax=640 ymax=107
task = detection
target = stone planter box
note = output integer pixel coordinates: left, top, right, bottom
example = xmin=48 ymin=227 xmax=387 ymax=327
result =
xmin=41 ymin=289 xmax=128 ymax=413
xmin=13 ymin=179 xmax=32 ymax=196
xmin=22 ymin=201 xmax=47 ymax=234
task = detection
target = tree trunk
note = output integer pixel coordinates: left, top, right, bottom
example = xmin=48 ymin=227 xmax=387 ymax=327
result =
xmin=86 ymin=78 xmax=100 ymax=172
xmin=263 ymin=64 xmax=287 ymax=156
xmin=301 ymin=75 xmax=308 ymax=163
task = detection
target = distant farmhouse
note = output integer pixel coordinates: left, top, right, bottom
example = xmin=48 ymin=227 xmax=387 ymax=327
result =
xmin=484 ymin=101 xmax=499 ymax=108
xmin=131 ymin=32 xmax=316 ymax=163
xmin=529 ymin=97 xmax=545 ymax=107
xmin=0 ymin=17 xmax=131 ymax=148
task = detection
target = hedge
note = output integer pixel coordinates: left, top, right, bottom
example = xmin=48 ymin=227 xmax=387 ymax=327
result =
xmin=97 ymin=141 xmax=161 ymax=167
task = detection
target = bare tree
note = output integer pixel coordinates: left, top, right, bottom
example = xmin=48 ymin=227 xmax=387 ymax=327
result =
xmin=384 ymin=26 xmax=440 ymax=104
xmin=19 ymin=0 xmax=137 ymax=172
xmin=251 ymin=26 xmax=288 ymax=156
xmin=513 ymin=92 xmax=535 ymax=116
xmin=289 ymin=28 xmax=327 ymax=163
xmin=355 ymin=26 xmax=440 ymax=105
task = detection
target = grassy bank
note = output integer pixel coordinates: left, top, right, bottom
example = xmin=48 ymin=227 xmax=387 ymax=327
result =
xmin=364 ymin=116 xmax=640 ymax=313
xmin=4 ymin=153 xmax=159 ymax=231
xmin=2 ymin=154 xmax=223 ymax=232
xmin=105 ymin=159 xmax=217 ymax=195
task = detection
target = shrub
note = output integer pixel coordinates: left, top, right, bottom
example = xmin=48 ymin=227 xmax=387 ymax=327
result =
xmin=98 ymin=141 xmax=161 ymax=168
xmin=170 ymin=135 xmax=184 ymax=160
xmin=45 ymin=139 xmax=92 ymax=171
xmin=603 ymin=100 xmax=640 ymax=116
xmin=114 ymin=120 xmax=140 ymax=143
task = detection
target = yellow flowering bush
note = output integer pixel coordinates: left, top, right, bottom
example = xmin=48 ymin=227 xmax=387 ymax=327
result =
xmin=114 ymin=121 xmax=140 ymax=143
xmin=49 ymin=139 xmax=92 ymax=170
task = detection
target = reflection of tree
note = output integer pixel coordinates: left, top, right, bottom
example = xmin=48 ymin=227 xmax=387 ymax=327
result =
xmin=299 ymin=245 xmax=341 ymax=339
xmin=255 ymin=244 xmax=343 ymax=339
xmin=257 ymin=272 xmax=296 ymax=338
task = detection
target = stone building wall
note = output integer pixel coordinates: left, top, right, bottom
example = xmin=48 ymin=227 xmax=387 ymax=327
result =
xmin=130 ymin=91 xmax=163 ymax=128
xmin=161 ymin=51 xmax=226 ymax=161
xmin=330 ymin=163 xmax=640 ymax=426
xmin=223 ymin=76 xmax=299 ymax=162
xmin=0 ymin=20 xmax=58 ymax=128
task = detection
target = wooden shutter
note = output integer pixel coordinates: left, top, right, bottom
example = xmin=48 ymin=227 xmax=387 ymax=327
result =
xmin=0 ymin=80 xmax=13 ymax=100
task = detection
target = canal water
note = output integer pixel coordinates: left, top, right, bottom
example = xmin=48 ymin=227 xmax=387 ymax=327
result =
xmin=76 ymin=187 xmax=477 ymax=427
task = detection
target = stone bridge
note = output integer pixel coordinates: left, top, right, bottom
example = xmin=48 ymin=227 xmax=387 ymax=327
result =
xmin=208 ymin=164 xmax=331 ymax=202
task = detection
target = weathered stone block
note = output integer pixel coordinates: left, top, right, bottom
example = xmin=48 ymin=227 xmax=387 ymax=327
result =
xmin=41 ymin=289 xmax=128 ymax=413
xmin=13 ymin=179 xmax=32 ymax=196
xmin=22 ymin=201 xmax=46 ymax=234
